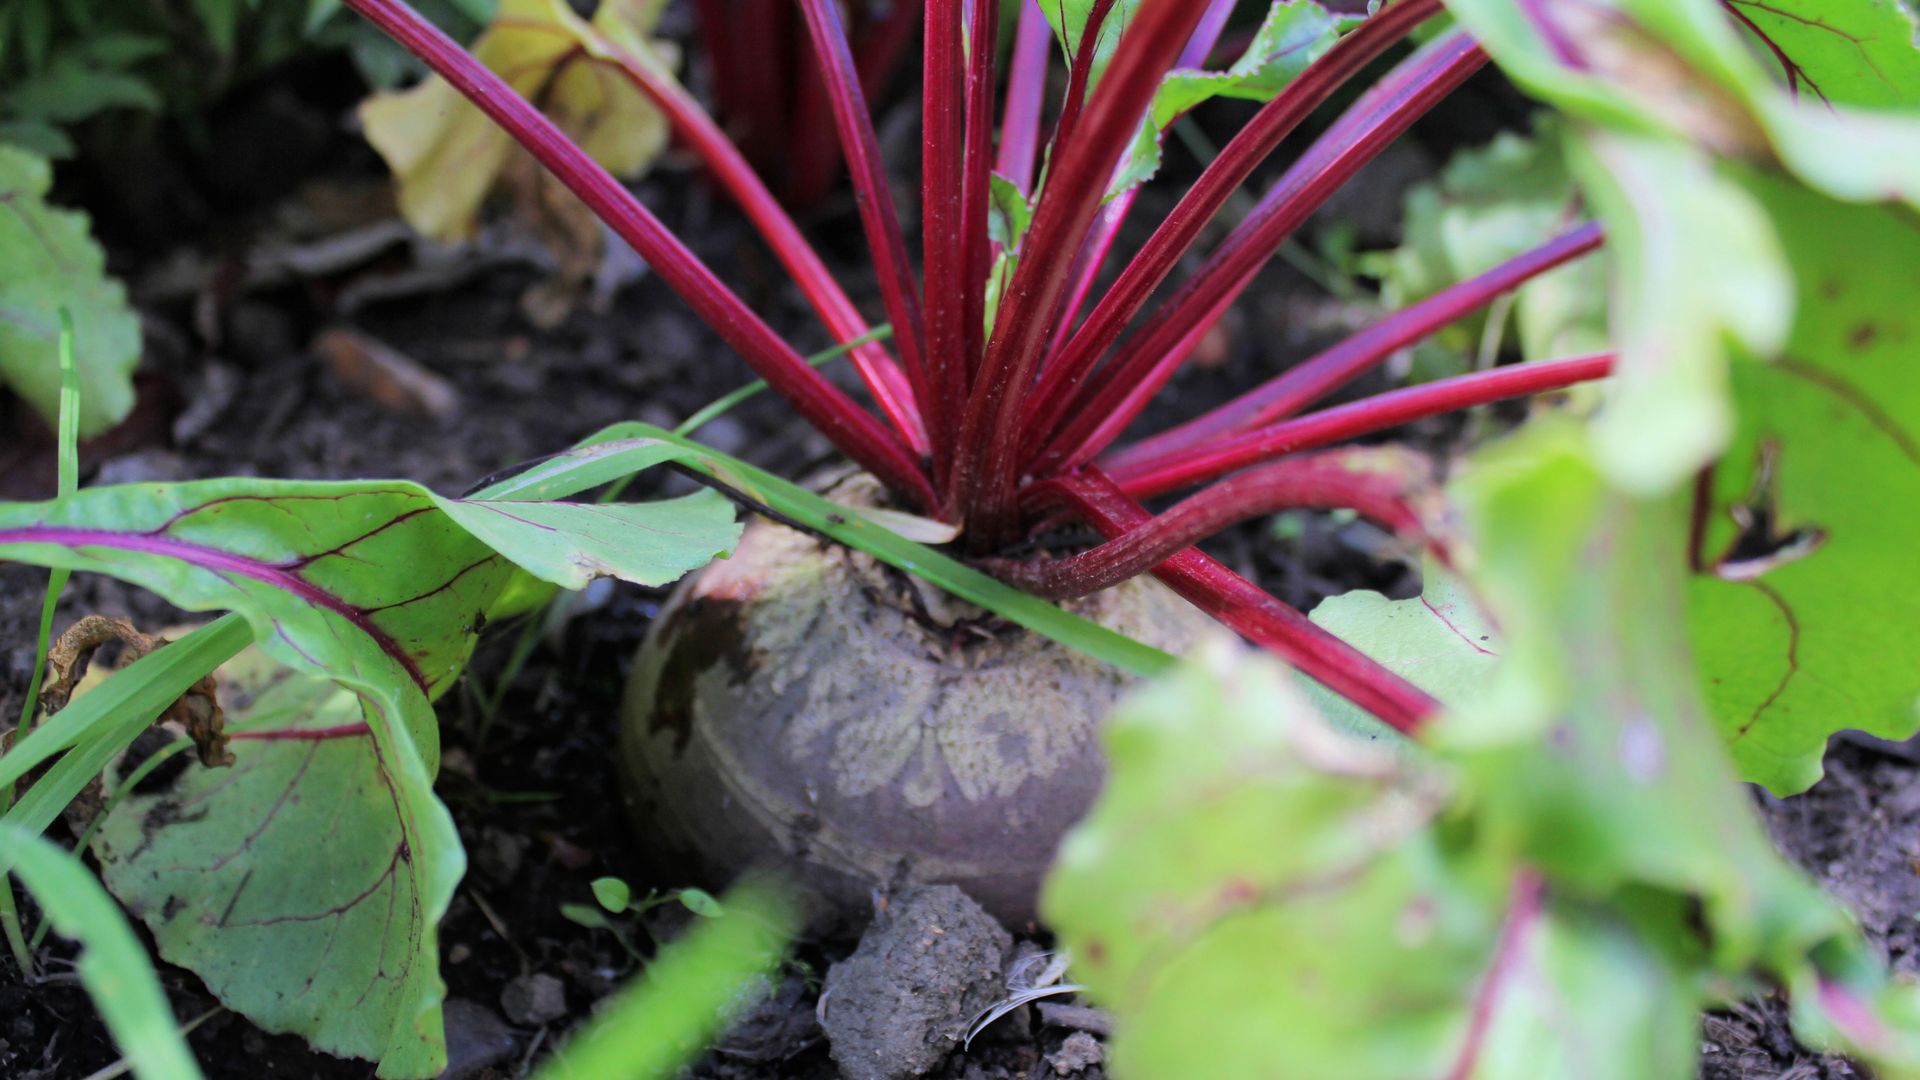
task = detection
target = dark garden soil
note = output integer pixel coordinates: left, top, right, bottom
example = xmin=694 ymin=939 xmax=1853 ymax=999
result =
xmin=0 ymin=37 xmax=1902 ymax=1080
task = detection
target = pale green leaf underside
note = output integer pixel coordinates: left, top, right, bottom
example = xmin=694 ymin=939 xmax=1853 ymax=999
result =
xmin=1308 ymin=564 xmax=1500 ymax=736
xmin=1043 ymin=640 xmax=1493 ymax=1080
xmin=1045 ymin=639 xmax=1715 ymax=1078
xmin=1448 ymin=422 xmax=1920 ymax=1073
xmin=1474 ymin=907 xmax=1697 ymax=1078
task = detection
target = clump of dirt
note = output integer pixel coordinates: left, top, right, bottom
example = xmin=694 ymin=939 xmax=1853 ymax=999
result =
xmin=820 ymin=886 xmax=1013 ymax=1080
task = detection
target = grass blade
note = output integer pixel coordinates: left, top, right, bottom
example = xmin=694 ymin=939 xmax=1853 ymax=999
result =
xmin=0 ymin=615 xmax=251 ymax=797
xmin=2 ymin=308 xmax=82 ymax=974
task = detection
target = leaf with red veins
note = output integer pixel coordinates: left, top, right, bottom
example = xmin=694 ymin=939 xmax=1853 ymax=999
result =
xmin=1723 ymin=0 xmax=1920 ymax=108
xmin=1686 ymin=175 xmax=1920 ymax=795
xmin=92 ymin=648 xmax=442 ymax=1074
xmin=0 ymin=438 xmax=739 ymax=1076
xmin=1308 ymin=565 xmax=1501 ymax=740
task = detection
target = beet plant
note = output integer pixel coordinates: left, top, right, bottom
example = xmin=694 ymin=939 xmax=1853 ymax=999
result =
xmin=0 ymin=0 xmax=1918 ymax=1075
xmin=344 ymin=0 xmax=1621 ymax=929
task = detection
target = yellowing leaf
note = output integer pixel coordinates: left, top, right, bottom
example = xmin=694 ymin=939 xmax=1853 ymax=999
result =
xmin=358 ymin=0 xmax=672 ymax=241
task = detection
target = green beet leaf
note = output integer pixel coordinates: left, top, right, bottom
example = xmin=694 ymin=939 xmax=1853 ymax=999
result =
xmin=1047 ymin=426 xmax=1920 ymax=1076
xmin=1108 ymin=2 xmax=1355 ymax=197
xmin=1445 ymin=0 xmax=1920 ymax=206
xmin=1307 ymin=563 xmax=1500 ymax=737
xmin=0 ymin=485 xmax=493 ymax=1076
xmin=92 ymin=648 xmax=435 ymax=1074
xmin=1448 ymin=422 xmax=1920 ymax=1073
xmin=986 ymin=173 xmax=1032 ymax=252
xmin=1686 ymin=173 xmax=1920 ymax=794
xmin=0 ymin=444 xmax=739 ymax=1076
xmin=1036 ymin=0 xmax=1141 ymax=91
xmin=1471 ymin=903 xmax=1698 ymax=1078
xmin=1044 ymin=638 xmax=1712 ymax=1078
xmin=1438 ymin=0 xmax=1920 ymax=786
xmin=1624 ymin=0 xmax=1920 ymax=210
xmin=1043 ymin=638 xmax=1498 ymax=1079
xmin=984 ymin=174 xmax=1032 ymax=339
xmin=1570 ymin=129 xmax=1790 ymax=488
xmin=1444 ymin=424 xmax=1825 ymax=948
xmin=1725 ymin=0 xmax=1920 ymax=108
xmin=0 ymin=145 xmax=140 ymax=437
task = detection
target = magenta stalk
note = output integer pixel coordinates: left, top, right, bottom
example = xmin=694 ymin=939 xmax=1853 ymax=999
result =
xmin=1037 ymin=31 xmax=1489 ymax=473
xmin=1043 ymin=471 xmax=1440 ymax=735
xmin=592 ymin=27 xmax=928 ymax=453
xmin=986 ymin=449 xmax=1434 ymax=600
xmin=955 ymin=0 xmax=1212 ymax=545
xmin=1111 ymin=353 xmax=1616 ymax=499
xmin=1109 ymin=221 xmax=1605 ymax=470
xmin=1021 ymin=0 xmax=1446 ymax=444
xmin=344 ymin=0 xmax=938 ymax=511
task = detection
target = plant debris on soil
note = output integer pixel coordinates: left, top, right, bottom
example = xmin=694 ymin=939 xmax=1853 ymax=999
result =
xmin=0 ymin=42 xmax=1907 ymax=1080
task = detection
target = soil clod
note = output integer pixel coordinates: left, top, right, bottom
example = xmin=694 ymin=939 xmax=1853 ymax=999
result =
xmin=821 ymin=886 xmax=1013 ymax=1080
xmin=1047 ymin=1031 xmax=1104 ymax=1076
xmin=500 ymin=973 xmax=569 ymax=1027
xmin=441 ymin=998 xmax=518 ymax=1079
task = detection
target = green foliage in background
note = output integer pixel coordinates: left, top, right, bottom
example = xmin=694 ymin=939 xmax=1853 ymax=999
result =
xmin=1367 ymin=119 xmax=1609 ymax=371
xmin=0 ymin=0 xmax=493 ymax=159
xmin=0 ymin=147 xmax=139 ymax=438
xmin=1109 ymin=2 xmax=1357 ymax=196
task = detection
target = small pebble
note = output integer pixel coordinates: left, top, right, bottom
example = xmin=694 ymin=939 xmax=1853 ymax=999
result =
xmin=1049 ymin=1030 xmax=1104 ymax=1075
xmin=442 ymin=998 xmax=517 ymax=1079
xmin=501 ymin=973 xmax=568 ymax=1026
